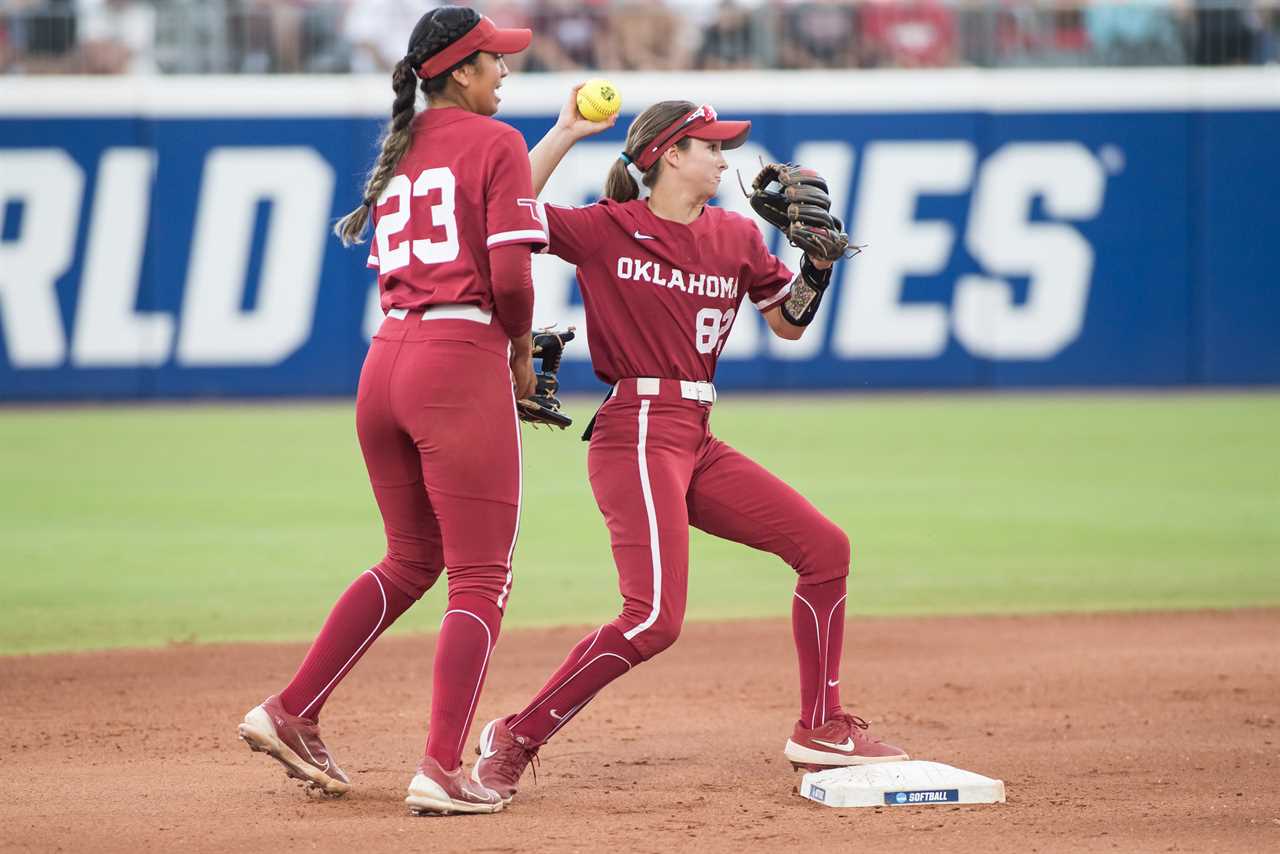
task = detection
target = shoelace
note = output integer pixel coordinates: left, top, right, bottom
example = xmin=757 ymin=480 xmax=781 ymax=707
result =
xmin=491 ymin=741 xmax=540 ymax=785
xmin=838 ymin=714 xmax=879 ymax=742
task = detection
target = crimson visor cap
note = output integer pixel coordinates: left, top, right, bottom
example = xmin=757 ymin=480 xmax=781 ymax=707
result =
xmin=632 ymin=105 xmax=752 ymax=171
xmin=418 ymin=16 xmax=532 ymax=80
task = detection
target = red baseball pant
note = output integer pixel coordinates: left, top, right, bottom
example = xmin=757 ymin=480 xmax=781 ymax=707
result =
xmin=279 ymin=310 xmax=521 ymax=771
xmin=509 ymin=378 xmax=851 ymax=745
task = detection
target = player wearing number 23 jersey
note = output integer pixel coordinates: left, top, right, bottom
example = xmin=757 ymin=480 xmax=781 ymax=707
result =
xmin=365 ymin=108 xmax=545 ymax=316
xmin=237 ymin=6 xmax=548 ymax=817
xmin=471 ymin=97 xmax=909 ymax=805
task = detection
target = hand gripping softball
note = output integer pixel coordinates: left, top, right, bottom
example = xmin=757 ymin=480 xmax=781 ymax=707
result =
xmin=744 ymin=162 xmax=859 ymax=264
xmin=518 ymin=326 xmax=576 ymax=429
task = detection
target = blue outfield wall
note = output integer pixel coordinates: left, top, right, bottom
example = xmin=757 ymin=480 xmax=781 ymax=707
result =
xmin=0 ymin=72 xmax=1276 ymax=400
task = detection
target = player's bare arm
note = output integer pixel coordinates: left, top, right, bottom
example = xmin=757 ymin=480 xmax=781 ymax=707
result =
xmin=509 ymin=335 xmax=535 ymax=400
xmin=529 ymin=84 xmax=617 ymax=196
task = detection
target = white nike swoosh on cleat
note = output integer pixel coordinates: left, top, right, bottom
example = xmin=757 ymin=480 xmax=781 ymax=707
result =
xmin=828 ymin=679 xmax=840 ymax=687
xmin=550 ymin=708 xmax=565 ymax=720
xmin=294 ymin=736 xmax=327 ymax=769
xmin=633 ymin=230 xmax=655 ymax=240
xmin=812 ymin=737 xmax=856 ymax=751
xmin=479 ymin=721 xmax=498 ymax=759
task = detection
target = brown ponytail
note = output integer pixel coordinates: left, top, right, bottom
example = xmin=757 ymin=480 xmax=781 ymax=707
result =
xmin=603 ymin=100 xmax=698 ymax=203
xmin=333 ymin=5 xmax=485 ymax=246
xmin=333 ymin=58 xmax=421 ymax=246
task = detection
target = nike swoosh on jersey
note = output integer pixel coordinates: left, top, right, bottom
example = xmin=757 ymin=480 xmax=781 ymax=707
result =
xmin=811 ymin=737 xmax=856 ymax=752
xmin=633 ymin=230 xmax=655 ymax=240
xmin=828 ymin=679 xmax=840 ymax=687
xmin=549 ymin=708 xmax=564 ymax=720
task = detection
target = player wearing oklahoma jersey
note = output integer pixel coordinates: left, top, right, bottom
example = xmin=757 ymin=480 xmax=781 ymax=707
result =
xmin=536 ymin=198 xmax=791 ymax=383
xmin=471 ymin=98 xmax=908 ymax=803
xmin=235 ymin=7 xmax=594 ymax=817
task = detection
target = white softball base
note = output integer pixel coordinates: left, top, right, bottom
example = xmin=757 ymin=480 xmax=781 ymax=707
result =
xmin=800 ymin=760 xmax=1006 ymax=808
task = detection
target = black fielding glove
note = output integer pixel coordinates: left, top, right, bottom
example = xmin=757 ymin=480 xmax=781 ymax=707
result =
xmin=517 ymin=326 xmax=576 ymax=429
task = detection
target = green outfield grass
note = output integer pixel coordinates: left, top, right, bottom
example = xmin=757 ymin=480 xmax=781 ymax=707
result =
xmin=1 ymin=393 xmax=1277 ymax=655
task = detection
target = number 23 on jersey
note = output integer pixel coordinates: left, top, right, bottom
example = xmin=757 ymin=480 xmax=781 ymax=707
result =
xmin=374 ymin=167 xmax=459 ymax=272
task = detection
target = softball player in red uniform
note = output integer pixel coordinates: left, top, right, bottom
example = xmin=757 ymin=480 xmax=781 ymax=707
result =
xmin=237 ymin=6 xmax=549 ymax=816
xmin=471 ymin=98 xmax=908 ymax=802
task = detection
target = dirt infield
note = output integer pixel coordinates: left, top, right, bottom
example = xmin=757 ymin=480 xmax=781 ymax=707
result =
xmin=2 ymin=610 xmax=1277 ymax=853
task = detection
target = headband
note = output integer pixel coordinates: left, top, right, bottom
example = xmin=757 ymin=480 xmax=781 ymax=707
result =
xmin=631 ymin=105 xmax=751 ymax=171
xmin=634 ymin=106 xmax=715 ymax=171
xmin=417 ymin=16 xmax=531 ymax=80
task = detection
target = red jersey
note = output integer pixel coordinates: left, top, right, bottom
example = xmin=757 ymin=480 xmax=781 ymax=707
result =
xmin=366 ymin=107 xmax=547 ymax=316
xmin=536 ymin=199 xmax=792 ymax=384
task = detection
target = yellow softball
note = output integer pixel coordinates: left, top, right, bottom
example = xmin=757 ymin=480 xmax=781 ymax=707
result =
xmin=576 ymin=79 xmax=621 ymax=123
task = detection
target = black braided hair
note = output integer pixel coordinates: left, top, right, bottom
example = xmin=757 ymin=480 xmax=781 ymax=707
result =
xmin=334 ymin=6 xmax=485 ymax=246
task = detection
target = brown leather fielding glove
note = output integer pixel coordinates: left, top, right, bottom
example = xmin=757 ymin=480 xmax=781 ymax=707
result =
xmin=747 ymin=162 xmax=857 ymax=263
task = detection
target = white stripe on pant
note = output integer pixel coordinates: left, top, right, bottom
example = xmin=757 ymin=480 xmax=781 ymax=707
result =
xmin=622 ymin=400 xmax=663 ymax=642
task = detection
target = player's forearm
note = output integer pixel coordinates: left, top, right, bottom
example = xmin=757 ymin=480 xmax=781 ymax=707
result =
xmin=765 ymin=306 xmax=806 ymax=340
xmin=529 ymin=127 xmax=578 ymax=197
xmin=510 ymin=333 xmax=533 ymax=359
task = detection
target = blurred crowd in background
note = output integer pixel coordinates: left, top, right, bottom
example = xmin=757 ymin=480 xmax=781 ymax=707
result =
xmin=2 ymin=0 xmax=1276 ymax=75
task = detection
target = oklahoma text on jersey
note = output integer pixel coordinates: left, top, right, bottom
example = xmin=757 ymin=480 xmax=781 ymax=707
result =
xmin=615 ymin=257 xmax=739 ymax=300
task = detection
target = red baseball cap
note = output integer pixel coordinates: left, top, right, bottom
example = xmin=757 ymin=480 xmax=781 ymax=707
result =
xmin=417 ymin=16 xmax=532 ymax=80
xmin=632 ymin=105 xmax=752 ymax=171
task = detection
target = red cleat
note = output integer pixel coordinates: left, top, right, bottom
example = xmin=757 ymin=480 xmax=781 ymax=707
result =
xmin=784 ymin=713 xmax=909 ymax=770
xmin=406 ymin=756 xmax=504 ymax=815
xmin=471 ymin=716 xmax=539 ymax=804
xmin=238 ymin=695 xmax=350 ymax=796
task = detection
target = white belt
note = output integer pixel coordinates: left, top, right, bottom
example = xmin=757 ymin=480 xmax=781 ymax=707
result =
xmin=612 ymin=377 xmax=717 ymax=405
xmin=386 ymin=304 xmax=492 ymax=324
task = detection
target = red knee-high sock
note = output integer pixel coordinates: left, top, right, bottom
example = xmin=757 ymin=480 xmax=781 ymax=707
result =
xmin=508 ymin=624 xmax=643 ymax=746
xmin=424 ymin=592 xmax=503 ymax=771
xmin=279 ymin=568 xmax=416 ymax=720
xmin=793 ymin=576 xmax=848 ymax=728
